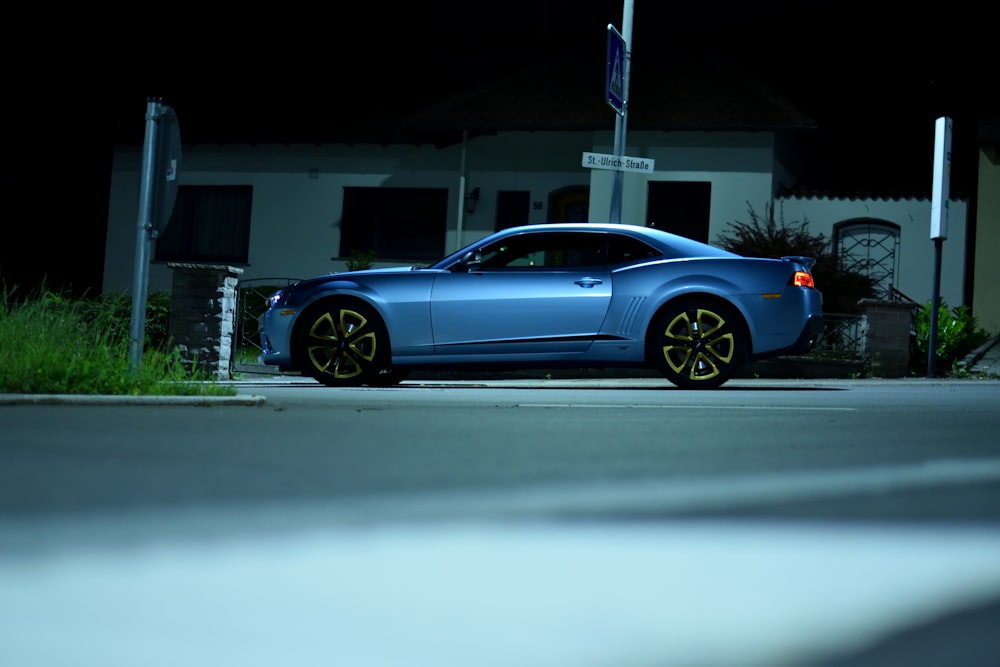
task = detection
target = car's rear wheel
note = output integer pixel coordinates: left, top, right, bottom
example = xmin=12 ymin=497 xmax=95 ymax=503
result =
xmin=296 ymin=299 xmax=392 ymax=387
xmin=650 ymin=299 xmax=745 ymax=389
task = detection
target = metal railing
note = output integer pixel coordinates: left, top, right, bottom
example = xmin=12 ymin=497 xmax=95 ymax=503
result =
xmin=234 ymin=278 xmax=300 ymax=370
xmin=813 ymin=312 xmax=866 ymax=359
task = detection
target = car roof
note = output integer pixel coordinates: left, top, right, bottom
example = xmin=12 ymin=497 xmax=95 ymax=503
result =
xmin=432 ymin=222 xmax=736 ymax=268
xmin=513 ymin=222 xmax=735 ymax=255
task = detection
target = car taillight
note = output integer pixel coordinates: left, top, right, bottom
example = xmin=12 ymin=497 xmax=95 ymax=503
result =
xmin=792 ymin=271 xmax=815 ymax=288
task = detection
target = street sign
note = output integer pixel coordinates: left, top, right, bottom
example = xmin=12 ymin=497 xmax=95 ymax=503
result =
xmin=930 ymin=116 xmax=952 ymax=240
xmin=606 ymin=24 xmax=625 ymax=114
xmin=151 ymin=105 xmax=181 ymax=235
xmin=582 ymin=151 xmax=654 ymax=174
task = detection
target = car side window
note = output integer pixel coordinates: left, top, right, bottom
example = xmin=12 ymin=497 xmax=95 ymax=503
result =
xmin=607 ymin=234 xmax=662 ymax=264
xmin=478 ymin=232 xmax=607 ymax=269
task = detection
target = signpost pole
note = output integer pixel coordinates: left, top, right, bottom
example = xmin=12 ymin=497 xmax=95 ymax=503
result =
xmin=608 ymin=0 xmax=634 ymax=223
xmin=927 ymin=116 xmax=952 ymax=378
xmin=129 ymin=98 xmax=162 ymax=373
xmin=128 ymin=98 xmax=181 ymax=373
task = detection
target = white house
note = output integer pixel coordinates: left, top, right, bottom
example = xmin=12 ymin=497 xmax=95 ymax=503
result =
xmin=101 ymin=135 xmax=970 ymax=312
xmin=101 ymin=56 xmax=997 ymax=334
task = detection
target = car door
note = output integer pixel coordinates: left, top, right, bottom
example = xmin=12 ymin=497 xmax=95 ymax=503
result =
xmin=429 ymin=231 xmax=613 ymax=356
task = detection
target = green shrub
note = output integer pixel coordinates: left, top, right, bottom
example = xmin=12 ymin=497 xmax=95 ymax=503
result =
xmin=715 ymin=201 xmax=878 ymax=314
xmin=89 ymin=289 xmax=172 ymax=351
xmin=345 ymin=249 xmax=378 ymax=271
xmin=0 ymin=284 xmax=234 ymax=396
xmin=912 ymin=299 xmax=991 ymax=374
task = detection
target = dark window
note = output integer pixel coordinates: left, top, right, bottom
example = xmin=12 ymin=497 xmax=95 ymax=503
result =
xmin=339 ymin=187 xmax=447 ymax=262
xmin=645 ymin=181 xmax=711 ymax=242
xmin=607 ymin=234 xmax=662 ymax=264
xmin=479 ymin=232 xmax=606 ymax=269
xmin=155 ymin=185 xmax=252 ymax=264
xmin=495 ymin=190 xmax=530 ymax=231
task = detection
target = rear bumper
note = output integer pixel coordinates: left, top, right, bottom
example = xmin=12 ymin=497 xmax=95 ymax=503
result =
xmin=754 ymin=314 xmax=825 ymax=360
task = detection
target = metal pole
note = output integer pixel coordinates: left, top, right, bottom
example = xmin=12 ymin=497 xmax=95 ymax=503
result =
xmin=609 ymin=0 xmax=634 ymax=223
xmin=128 ymin=98 xmax=162 ymax=372
xmin=456 ymin=129 xmax=468 ymax=251
xmin=927 ymin=238 xmax=943 ymax=377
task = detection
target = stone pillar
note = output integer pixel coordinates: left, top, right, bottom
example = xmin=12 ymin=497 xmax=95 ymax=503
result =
xmin=167 ymin=263 xmax=244 ymax=380
xmin=858 ymin=299 xmax=915 ymax=377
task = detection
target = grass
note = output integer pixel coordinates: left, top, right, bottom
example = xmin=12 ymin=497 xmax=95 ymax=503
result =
xmin=0 ymin=285 xmax=237 ymax=396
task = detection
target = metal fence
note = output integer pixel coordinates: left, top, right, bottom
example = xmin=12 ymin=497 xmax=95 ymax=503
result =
xmin=813 ymin=312 xmax=866 ymax=358
xmin=234 ymin=278 xmax=301 ymax=369
xmin=809 ymin=287 xmax=921 ymax=360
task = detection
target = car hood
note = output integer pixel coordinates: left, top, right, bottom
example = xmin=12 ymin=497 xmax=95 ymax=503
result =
xmin=340 ymin=266 xmax=419 ymax=276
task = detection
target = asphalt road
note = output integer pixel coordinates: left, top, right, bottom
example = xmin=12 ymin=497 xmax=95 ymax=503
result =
xmin=1 ymin=377 xmax=999 ymax=667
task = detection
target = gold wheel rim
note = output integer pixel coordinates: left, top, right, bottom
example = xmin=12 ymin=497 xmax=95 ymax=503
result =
xmin=305 ymin=308 xmax=377 ymax=379
xmin=661 ymin=308 xmax=735 ymax=382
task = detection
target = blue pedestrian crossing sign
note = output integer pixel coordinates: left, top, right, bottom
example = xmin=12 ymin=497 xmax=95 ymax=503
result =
xmin=606 ymin=24 xmax=626 ymax=115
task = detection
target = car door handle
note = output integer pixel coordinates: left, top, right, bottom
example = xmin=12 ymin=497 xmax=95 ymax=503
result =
xmin=574 ymin=278 xmax=603 ymax=288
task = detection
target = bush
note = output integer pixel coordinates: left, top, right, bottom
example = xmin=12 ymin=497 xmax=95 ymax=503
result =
xmin=0 ymin=284 xmax=234 ymax=396
xmin=344 ymin=249 xmax=378 ymax=271
xmin=912 ymin=299 xmax=991 ymax=374
xmin=715 ymin=201 xmax=878 ymax=314
xmin=87 ymin=289 xmax=173 ymax=351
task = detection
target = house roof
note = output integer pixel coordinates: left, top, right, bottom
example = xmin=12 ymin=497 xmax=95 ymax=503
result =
xmin=155 ymin=51 xmax=815 ymax=153
xmin=398 ymin=51 xmax=815 ymax=141
xmin=114 ymin=48 xmax=991 ymax=199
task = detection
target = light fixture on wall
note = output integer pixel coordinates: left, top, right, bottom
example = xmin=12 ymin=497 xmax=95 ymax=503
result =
xmin=464 ymin=187 xmax=480 ymax=214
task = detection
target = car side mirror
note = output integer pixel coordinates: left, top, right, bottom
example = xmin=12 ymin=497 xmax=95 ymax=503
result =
xmin=466 ymin=250 xmax=483 ymax=272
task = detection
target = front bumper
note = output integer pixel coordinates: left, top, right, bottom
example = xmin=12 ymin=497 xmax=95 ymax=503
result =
xmin=258 ymin=306 xmax=297 ymax=369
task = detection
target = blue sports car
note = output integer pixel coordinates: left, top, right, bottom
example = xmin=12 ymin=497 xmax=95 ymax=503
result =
xmin=259 ymin=223 xmax=823 ymax=389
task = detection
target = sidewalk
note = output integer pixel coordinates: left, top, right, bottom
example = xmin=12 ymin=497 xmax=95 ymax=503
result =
xmin=961 ymin=334 xmax=1000 ymax=376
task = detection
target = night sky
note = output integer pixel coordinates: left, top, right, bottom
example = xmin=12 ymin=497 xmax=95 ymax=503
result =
xmin=4 ymin=1 xmax=995 ymax=296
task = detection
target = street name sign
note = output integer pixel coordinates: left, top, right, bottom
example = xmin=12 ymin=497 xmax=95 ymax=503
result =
xmin=582 ymin=152 xmax=654 ymax=174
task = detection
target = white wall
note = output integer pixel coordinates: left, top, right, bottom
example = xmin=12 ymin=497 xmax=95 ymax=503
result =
xmin=587 ymin=131 xmax=778 ymax=237
xmin=447 ymin=131 xmax=599 ymax=250
xmin=104 ymin=134 xmax=604 ymax=292
xmin=778 ymin=195 xmax=969 ymax=309
xmin=105 ymin=144 xmax=477 ymax=292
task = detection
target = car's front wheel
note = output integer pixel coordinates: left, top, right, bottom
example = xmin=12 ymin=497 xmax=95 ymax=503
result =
xmin=650 ymin=299 xmax=745 ymax=389
xmin=296 ymin=299 xmax=391 ymax=387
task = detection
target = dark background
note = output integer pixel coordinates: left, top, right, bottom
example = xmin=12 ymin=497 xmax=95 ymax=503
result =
xmin=3 ymin=1 xmax=994 ymax=297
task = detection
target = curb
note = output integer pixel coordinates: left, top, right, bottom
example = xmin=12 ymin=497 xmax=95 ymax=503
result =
xmin=0 ymin=393 xmax=267 ymax=407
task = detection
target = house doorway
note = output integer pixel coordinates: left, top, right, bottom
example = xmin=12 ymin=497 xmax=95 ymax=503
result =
xmin=646 ymin=181 xmax=711 ymax=242
xmin=549 ymin=186 xmax=590 ymax=223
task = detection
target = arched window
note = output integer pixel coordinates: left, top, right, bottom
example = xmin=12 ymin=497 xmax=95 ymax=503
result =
xmin=834 ymin=219 xmax=900 ymax=299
